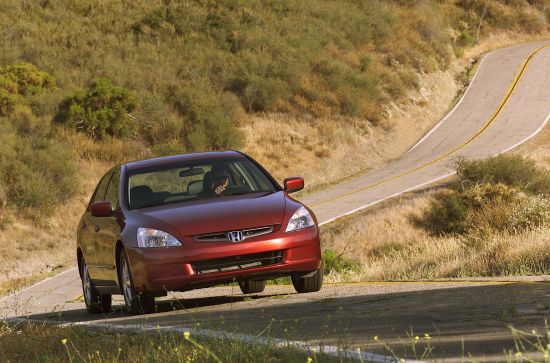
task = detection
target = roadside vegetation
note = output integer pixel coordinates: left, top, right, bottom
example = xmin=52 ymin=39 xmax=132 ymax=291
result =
xmin=0 ymin=0 xmax=548 ymax=294
xmin=322 ymin=154 xmax=550 ymax=281
xmin=0 ymin=322 xmax=338 ymax=363
xmin=1 ymin=320 xmax=550 ymax=362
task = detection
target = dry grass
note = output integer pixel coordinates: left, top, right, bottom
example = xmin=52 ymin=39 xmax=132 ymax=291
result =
xmin=320 ymin=187 xmax=550 ymax=282
xmin=319 ymin=124 xmax=550 ymax=282
xmin=0 ymin=154 xmax=112 ymax=295
xmin=242 ymin=67 xmax=460 ymax=192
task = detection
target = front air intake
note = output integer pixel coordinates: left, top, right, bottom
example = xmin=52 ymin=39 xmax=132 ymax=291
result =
xmin=192 ymin=250 xmax=283 ymax=275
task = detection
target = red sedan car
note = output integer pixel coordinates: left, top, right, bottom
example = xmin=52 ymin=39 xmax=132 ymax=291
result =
xmin=77 ymin=151 xmax=323 ymax=314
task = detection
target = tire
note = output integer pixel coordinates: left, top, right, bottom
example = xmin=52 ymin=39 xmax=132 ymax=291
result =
xmin=119 ymin=250 xmax=155 ymax=315
xmin=81 ymin=258 xmax=112 ymax=314
xmin=238 ymin=279 xmax=266 ymax=294
xmin=292 ymin=267 xmax=323 ymax=293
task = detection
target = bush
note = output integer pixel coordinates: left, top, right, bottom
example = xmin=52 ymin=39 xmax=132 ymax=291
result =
xmin=421 ymin=191 xmax=469 ymax=235
xmin=0 ymin=62 xmax=55 ymax=96
xmin=456 ymin=155 xmax=550 ymax=195
xmin=55 ymin=78 xmax=138 ymax=140
xmin=419 ymin=155 xmax=550 ymax=236
xmin=0 ymin=63 xmax=55 ymax=116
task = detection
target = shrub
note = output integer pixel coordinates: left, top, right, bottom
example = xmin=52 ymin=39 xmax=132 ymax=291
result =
xmin=456 ymin=155 xmax=550 ymax=195
xmin=0 ymin=63 xmax=55 ymax=116
xmin=509 ymin=196 xmax=550 ymax=232
xmin=0 ymin=62 xmax=55 ymax=96
xmin=420 ymin=191 xmax=469 ymax=235
xmin=420 ymin=155 xmax=550 ymax=236
xmin=55 ymin=78 xmax=138 ymax=140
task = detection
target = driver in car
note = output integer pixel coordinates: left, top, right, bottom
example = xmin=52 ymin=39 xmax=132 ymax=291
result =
xmin=204 ymin=165 xmax=230 ymax=196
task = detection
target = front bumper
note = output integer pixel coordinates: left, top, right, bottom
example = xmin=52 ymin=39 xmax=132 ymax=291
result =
xmin=126 ymin=226 xmax=322 ymax=293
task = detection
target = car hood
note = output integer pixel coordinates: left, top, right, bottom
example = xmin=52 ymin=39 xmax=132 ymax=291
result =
xmin=138 ymin=191 xmax=287 ymax=236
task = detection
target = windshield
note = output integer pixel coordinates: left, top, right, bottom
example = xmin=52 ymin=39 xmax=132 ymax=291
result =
xmin=126 ymin=157 xmax=278 ymax=209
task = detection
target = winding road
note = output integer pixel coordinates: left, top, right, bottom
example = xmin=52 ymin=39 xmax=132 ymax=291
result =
xmin=2 ymin=41 xmax=550 ymax=362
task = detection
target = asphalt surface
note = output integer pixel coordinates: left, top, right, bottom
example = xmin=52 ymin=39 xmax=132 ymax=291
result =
xmin=2 ymin=41 xmax=550 ymax=362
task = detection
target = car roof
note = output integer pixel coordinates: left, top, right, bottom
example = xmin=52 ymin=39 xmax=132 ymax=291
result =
xmin=123 ymin=150 xmax=245 ymax=171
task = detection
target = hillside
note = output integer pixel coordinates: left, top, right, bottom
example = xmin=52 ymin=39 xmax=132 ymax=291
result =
xmin=0 ymin=0 xmax=549 ymax=294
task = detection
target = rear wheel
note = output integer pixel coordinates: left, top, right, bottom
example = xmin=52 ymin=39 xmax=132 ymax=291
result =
xmin=292 ymin=267 xmax=323 ymax=293
xmin=81 ymin=258 xmax=112 ymax=314
xmin=120 ymin=250 xmax=155 ymax=315
xmin=238 ymin=279 xmax=266 ymax=294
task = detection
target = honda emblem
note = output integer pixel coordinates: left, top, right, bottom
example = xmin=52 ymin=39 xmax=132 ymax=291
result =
xmin=227 ymin=230 xmax=244 ymax=243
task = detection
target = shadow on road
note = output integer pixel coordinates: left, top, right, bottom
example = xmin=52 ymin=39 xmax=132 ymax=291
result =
xmin=13 ymin=282 xmax=550 ymax=361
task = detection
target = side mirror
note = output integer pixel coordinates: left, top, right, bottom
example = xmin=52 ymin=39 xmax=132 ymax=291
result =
xmin=90 ymin=201 xmax=113 ymax=217
xmin=284 ymin=177 xmax=304 ymax=194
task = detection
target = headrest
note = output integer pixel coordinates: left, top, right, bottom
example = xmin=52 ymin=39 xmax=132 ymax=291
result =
xmin=187 ymin=180 xmax=203 ymax=195
xmin=130 ymin=185 xmax=154 ymax=208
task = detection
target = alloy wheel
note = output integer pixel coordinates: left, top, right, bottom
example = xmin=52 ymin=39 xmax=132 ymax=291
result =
xmin=82 ymin=263 xmax=92 ymax=305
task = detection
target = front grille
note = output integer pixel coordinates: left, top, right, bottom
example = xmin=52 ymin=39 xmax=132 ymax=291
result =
xmin=192 ymin=250 xmax=283 ymax=275
xmin=194 ymin=226 xmax=274 ymax=243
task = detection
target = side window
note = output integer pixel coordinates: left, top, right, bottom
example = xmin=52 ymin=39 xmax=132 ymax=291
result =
xmin=104 ymin=171 xmax=120 ymax=210
xmin=91 ymin=173 xmax=113 ymax=205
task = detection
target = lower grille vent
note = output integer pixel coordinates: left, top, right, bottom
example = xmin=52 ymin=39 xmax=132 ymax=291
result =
xmin=192 ymin=250 xmax=283 ymax=275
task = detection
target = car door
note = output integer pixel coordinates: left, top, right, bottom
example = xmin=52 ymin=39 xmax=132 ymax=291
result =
xmin=94 ymin=170 xmax=121 ymax=283
xmin=80 ymin=172 xmax=112 ymax=278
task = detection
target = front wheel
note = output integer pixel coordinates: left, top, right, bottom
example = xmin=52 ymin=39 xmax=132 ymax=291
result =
xmin=119 ymin=250 xmax=155 ymax=315
xmin=81 ymin=258 xmax=112 ymax=314
xmin=292 ymin=267 xmax=323 ymax=293
xmin=239 ymin=279 xmax=266 ymax=294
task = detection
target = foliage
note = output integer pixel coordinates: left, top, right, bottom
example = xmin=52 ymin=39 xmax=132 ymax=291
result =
xmin=0 ymin=0 xmax=545 ymax=147
xmin=0 ymin=116 xmax=77 ymax=220
xmin=456 ymin=155 xmax=550 ymax=195
xmin=322 ymin=249 xmax=360 ymax=274
xmin=0 ymin=63 xmax=55 ymax=116
xmin=419 ymin=155 xmax=550 ymax=236
xmin=421 ymin=191 xmax=470 ymax=235
xmin=55 ymin=78 xmax=138 ymax=140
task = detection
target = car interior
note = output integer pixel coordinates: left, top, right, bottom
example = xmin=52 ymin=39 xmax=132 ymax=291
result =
xmin=128 ymin=162 xmax=262 ymax=209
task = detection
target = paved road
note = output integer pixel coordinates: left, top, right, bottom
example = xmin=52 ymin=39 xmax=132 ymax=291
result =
xmin=2 ymin=41 xmax=550 ymax=362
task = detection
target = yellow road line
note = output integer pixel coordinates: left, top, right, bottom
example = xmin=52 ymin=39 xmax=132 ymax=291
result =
xmin=310 ymin=44 xmax=550 ymax=208
xmin=68 ymin=294 xmax=84 ymax=303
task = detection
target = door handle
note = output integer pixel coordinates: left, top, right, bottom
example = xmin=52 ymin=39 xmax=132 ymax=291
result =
xmin=94 ymin=225 xmax=100 ymax=233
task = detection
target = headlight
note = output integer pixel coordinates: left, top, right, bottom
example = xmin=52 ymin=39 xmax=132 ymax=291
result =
xmin=285 ymin=206 xmax=315 ymax=232
xmin=137 ymin=228 xmax=182 ymax=248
